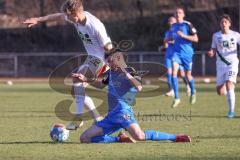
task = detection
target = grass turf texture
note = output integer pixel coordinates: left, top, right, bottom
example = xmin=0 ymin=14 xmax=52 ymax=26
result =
xmin=0 ymin=83 xmax=240 ymax=160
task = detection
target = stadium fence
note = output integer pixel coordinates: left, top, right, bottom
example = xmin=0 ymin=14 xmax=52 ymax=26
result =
xmin=0 ymin=51 xmax=217 ymax=77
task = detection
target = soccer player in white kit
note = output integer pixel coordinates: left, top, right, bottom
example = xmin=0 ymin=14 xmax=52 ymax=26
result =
xmin=23 ymin=0 xmax=113 ymax=128
xmin=208 ymin=14 xmax=240 ymax=118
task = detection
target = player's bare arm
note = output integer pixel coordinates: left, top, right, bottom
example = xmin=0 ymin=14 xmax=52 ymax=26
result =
xmin=72 ymin=73 xmax=87 ymax=82
xmin=23 ymin=13 xmax=65 ymax=28
xmin=120 ymin=67 xmax=142 ymax=92
xmin=72 ymin=73 xmax=106 ymax=89
xmin=177 ymin=31 xmax=199 ymax=43
xmin=104 ymin=43 xmax=114 ymax=52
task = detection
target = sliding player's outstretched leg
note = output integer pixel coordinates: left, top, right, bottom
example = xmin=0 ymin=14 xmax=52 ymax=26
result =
xmin=126 ymin=123 xmax=191 ymax=143
xmin=80 ymin=125 xmax=117 ymax=143
xmin=80 ymin=124 xmax=135 ymax=143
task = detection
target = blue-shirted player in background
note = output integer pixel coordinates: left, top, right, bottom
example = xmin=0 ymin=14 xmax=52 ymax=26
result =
xmin=78 ymin=51 xmax=191 ymax=143
xmin=166 ymin=8 xmax=199 ymax=108
xmin=163 ymin=16 xmax=190 ymax=97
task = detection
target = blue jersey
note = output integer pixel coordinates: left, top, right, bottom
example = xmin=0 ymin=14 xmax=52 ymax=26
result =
xmin=164 ymin=30 xmax=174 ymax=58
xmin=102 ymin=67 xmax=141 ymax=112
xmin=171 ymin=21 xmax=197 ymax=56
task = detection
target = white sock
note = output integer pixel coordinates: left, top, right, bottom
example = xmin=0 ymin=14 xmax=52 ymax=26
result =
xmin=74 ymin=83 xmax=85 ymax=115
xmin=84 ymin=95 xmax=96 ymax=111
xmin=226 ymin=89 xmax=235 ymax=113
xmin=84 ymin=95 xmax=102 ymax=121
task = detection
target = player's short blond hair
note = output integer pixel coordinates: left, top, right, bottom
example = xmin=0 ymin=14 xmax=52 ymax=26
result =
xmin=61 ymin=0 xmax=83 ymax=14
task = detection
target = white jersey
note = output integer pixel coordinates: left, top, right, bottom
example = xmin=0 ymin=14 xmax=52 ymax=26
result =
xmin=65 ymin=11 xmax=112 ymax=60
xmin=211 ymin=30 xmax=240 ymax=65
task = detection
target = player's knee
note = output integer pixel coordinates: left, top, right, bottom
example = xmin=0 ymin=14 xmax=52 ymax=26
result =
xmin=80 ymin=134 xmax=91 ymax=143
xmin=217 ymin=88 xmax=225 ymax=96
xmin=134 ymin=132 xmax=146 ymax=141
xmin=179 ymin=70 xmax=185 ymax=77
xmin=172 ymin=71 xmax=178 ymax=77
xmin=186 ymin=72 xmax=192 ymax=79
xmin=217 ymin=90 xmax=222 ymax=96
xmin=167 ymin=69 xmax=172 ymax=75
xmin=226 ymin=81 xmax=234 ymax=90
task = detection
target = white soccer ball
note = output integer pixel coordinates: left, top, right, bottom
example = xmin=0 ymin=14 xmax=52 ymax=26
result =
xmin=203 ymin=78 xmax=211 ymax=84
xmin=6 ymin=80 xmax=13 ymax=86
xmin=50 ymin=124 xmax=69 ymax=142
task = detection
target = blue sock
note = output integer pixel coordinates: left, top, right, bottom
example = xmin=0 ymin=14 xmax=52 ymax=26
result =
xmin=172 ymin=77 xmax=180 ymax=99
xmin=167 ymin=73 xmax=173 ymax=90
xmin=189 ymin=79 xmax=195 ymax=95
xmin=144 ymin=130 xmax=176 ymax=141
xmin=91 ymin=135 xmax=119 ymax=143
xmin=182 ymin=76 xmax=189 ymax=86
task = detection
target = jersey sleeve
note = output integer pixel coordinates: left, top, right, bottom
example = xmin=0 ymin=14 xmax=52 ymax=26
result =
xmin=211 ymin=34 xmax=217 ymax=49
xmin=189 ymin=24 xmax=197 ymax=35
xmin=237 ymin=32 xmax=240 ymax=45
xmin=184 ymin=21 xmax=197 ymax=35
xmin=96 ymin=22 xmax=112 ymax=48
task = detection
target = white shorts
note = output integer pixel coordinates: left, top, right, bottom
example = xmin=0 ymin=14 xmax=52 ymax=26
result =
xmin=216 ymin=60 xmax=239 ymax=86
xmin=76 ymin=55 xmax=107 ymax=80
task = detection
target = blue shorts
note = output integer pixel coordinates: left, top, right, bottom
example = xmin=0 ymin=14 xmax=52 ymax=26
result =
xmin=172 ymin=53 xmax=193 ymax=71
xmin=165 ymin=57 xmax=172 ymax=69
xmin=165 ymin=57 xmax=184 ymax=71
xmin=96 ymin=107 xmax=137 ymax=135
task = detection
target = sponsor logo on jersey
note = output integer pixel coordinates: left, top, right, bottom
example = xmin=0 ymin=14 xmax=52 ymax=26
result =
xmin=77 ymin=31 xmax=93 ymax=44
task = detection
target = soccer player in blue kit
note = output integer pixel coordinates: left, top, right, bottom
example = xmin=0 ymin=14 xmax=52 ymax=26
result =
xmin=163 ymin=16 xmax=190 ymax=97
xmin=167 ymin=8 xmax=199 ymax=108
xmin=77 ymin=51 xmax=191 ymax=143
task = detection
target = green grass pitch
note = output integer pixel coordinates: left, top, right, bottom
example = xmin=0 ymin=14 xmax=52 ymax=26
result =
xmin=0 ymin=82 xmax=240 ymax=160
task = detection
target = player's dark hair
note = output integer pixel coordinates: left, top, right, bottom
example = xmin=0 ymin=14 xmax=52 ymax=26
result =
xmin=105 ymin=49 xmax=128 ymax=62
xmin=175 ymin=7 xmax=185 ymax=13
xmin=220 ymin=14 xmax=232 ymax=24
xmin=104 ymin=48 xmax=120 ymax=59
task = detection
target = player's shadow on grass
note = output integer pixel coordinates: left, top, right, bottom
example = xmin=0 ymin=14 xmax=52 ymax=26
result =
xmin=194 ymin=135 xmax=240 ymax=140
xmin=191 ymin=115 xmax=240 ymax=119
xmin=0 ymin=141 xmax=80 ymax=145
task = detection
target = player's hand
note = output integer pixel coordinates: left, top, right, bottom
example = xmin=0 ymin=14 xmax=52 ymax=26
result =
xmin=177 ymin=31 xmax=185 ymax=38
xmin=207 ymin=50 xmax=215 ymax=57
xmin=22 ymin=18 xmax=39 ymax=28
xmin=71 ymin=73 xmax=87 ymax=82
